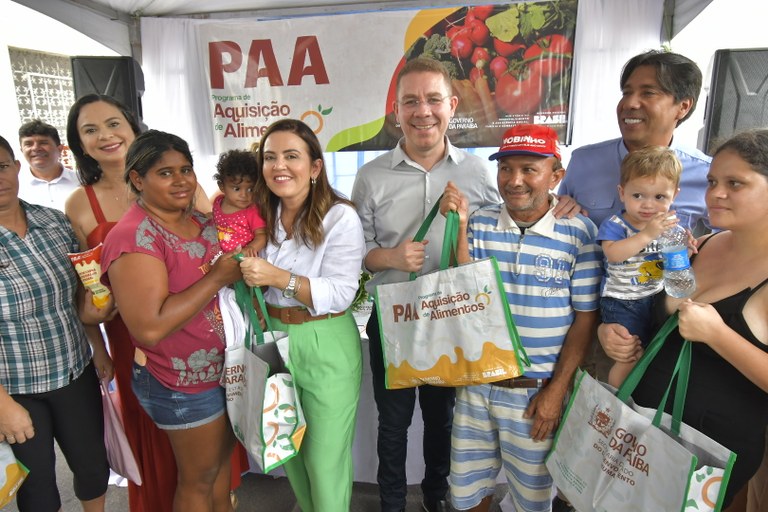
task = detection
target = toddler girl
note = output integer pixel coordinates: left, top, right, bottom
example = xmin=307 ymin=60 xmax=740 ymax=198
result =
xmin=212 ymin=149 xmax=267 ymax=256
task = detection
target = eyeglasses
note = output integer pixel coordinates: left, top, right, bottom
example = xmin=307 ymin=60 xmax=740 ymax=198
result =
xmin=397 ymin=96 xmax=449 ymax=111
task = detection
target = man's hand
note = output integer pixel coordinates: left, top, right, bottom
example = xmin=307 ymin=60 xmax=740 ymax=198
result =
xmin=392 ymin=239 xmax=429 ymax=273
xmin=524 ymin=386 xmax=564 ymax=442
xmin=598 ymin=323 xmax=642 ymax=363
xmin=440 ymin=181 xmax=469 ymax=225
xmin=553 ymin=195 xmax=586 ymax=219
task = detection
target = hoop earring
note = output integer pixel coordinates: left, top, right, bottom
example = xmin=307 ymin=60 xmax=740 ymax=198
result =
xmin=311 ymin=177 xmax=317 ymax=186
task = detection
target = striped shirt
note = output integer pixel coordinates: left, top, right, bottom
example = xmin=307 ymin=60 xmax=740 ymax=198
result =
xmin=0 ymin=201 xmax=91 ymax=395
xmin=597 ymin=214 xmax=663 ymax=300
xmin=467 ymin=197 xmax=602 ymax=378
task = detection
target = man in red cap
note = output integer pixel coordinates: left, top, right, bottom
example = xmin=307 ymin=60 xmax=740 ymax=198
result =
xmin=439 ymin=124 xmax=602 ymax=512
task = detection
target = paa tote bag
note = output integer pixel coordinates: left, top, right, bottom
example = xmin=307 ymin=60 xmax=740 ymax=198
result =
xmin=101 ymin=381 xmax=142 ymax=485
xmin=375 ymin=202 xmax=528 ymax=389
xmin=220 ymin=281 xmax=306 ymax=473
xmin=546 ymin=314 xmax=736 ymax=512
xmin=0 ymin=442 xmax=27 ymax=508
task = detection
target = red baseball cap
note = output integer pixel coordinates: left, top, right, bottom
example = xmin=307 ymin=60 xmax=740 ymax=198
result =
xmin=488 ymin=124 xmax=561 ymax=161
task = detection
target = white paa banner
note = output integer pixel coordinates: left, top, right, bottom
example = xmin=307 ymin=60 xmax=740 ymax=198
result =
xmin=197 ymin=11 xmax=412 ymax=153
xmin=195 ymin=2 xmax=577 ymax=152
xmin=197 ymin=11 xmax=409 ymax=153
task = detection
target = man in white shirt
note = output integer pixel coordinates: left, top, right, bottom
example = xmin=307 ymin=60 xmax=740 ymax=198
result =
xmin=18 ymin=120 xmax=80 ymax=212
xmin=352 ymin=57 xmax=500 ymax=512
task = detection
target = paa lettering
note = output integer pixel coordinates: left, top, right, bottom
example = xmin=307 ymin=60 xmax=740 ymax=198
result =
xmin=209 ymin=36 xmax=330 ymax=89
xmin=392 ymin=303 xmax=420 ymax=323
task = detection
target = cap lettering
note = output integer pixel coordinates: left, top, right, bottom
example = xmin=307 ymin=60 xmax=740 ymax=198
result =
xmin=503 ymin=135 xmax=548 ymax=145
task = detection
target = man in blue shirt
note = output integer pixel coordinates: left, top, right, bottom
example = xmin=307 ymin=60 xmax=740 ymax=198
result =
xmin=558 ymin=50 xmax=710 ymax=232
xmin=556 ymin=50 xmax=711 ymax=387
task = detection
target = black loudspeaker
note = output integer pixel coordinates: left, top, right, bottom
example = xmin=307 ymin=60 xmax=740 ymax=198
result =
xmin=701 ymin=48 xmax=768 ymax=155
xmin=71 ymin=56 xmax=144 ymax=124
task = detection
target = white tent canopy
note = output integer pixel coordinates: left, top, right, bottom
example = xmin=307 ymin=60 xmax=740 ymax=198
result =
xmin=6 ymin=0 xmax=724 ymax=195
xmin=14 ymin=0 xmax=713 ymax=59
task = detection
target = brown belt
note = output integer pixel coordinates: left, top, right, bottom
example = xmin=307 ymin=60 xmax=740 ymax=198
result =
xmin=266 ymin=304 xmax=345 ymax=325
xmin=491 ymin=377 xmax=550 ymax=389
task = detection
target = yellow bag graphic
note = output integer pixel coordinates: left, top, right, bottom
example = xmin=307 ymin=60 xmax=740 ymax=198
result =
xmin=0 ymin=442 xmax=28 ymax=508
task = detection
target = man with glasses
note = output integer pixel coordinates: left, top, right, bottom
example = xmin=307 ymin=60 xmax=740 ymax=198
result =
xmin=352 ymin=57 xmax=500 ymax=512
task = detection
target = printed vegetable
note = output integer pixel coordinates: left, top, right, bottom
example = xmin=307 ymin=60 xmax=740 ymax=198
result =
xmin=403 ymin=0 xmax=576 ymax=125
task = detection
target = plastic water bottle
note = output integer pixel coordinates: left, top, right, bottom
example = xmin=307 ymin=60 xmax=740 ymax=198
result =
xmin=658 ymin=223 xmax=696 ymax=298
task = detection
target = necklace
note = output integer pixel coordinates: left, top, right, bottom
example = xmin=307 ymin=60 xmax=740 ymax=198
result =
xmin=98 ymin=170 xmax=127 ymax=203
xmin=98 ymin=183 xmax=123 ymax=204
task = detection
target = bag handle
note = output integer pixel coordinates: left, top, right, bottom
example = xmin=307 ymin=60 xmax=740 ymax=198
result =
xmin=648 ymin=339 xmax=690 ymax=433
xmin=441 ymin=210 xmax=460 ymax=270
xmin=492 ymin=257 xmax=530 ymax=368
xmin=408 ymin=195 xmax=460 ymax=280
xmin=616 ymin=312 xmax=692 ymax=434
xmin=233 ymin=280 xmax=275 ymax=348
xmin=670 ymin=340 xmax=692 ymax=434
xmin=616 ymin=312 xmax=679 ymax=400
xmin=411 ymin=196 xmax=443 ymax=244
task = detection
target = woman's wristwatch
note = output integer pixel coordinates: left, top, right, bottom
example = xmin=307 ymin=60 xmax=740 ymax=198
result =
xmin=282 ymin=273 xmax=299 ymax=298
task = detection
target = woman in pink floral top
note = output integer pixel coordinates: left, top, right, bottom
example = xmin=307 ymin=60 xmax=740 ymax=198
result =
xmin=101 ymin=130 xmax=242 ymax=512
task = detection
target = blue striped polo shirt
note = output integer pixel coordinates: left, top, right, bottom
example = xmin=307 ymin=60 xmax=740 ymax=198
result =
xmin=467 ymin=198 xmax=603 ymax=378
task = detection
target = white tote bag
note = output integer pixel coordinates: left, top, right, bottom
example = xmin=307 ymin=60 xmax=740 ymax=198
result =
xmin=546 ymin=315 xmax=736 ymax=512
xmin=220 ymin=282 xmax=306 ymax=473
xmin=0 ymin=442 xmax=28 ymax=508
xmin=375 ymin=206 xmax=528 ymax=389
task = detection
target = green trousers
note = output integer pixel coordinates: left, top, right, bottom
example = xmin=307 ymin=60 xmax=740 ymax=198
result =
xmin=272 ymin=311 xmax=362 ymax=512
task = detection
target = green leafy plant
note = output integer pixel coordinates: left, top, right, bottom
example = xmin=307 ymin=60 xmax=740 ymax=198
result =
xmin=351 ymin=272 xmax=372 ymax=312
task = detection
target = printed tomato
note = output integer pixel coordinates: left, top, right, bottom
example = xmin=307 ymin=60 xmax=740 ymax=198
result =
xmin=495 ymin=68 xmax=543 ymax=115
xmin=524 ymin=34 xmax=574 ymax=78
xmin=493 ymin=38 xmax=525 ymax=58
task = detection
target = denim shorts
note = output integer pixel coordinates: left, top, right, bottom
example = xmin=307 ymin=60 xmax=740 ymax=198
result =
xmin=600 ymin=295 xmax=654 ymax=347
xmin=131 ymin=362 xmax=225 ymax=430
